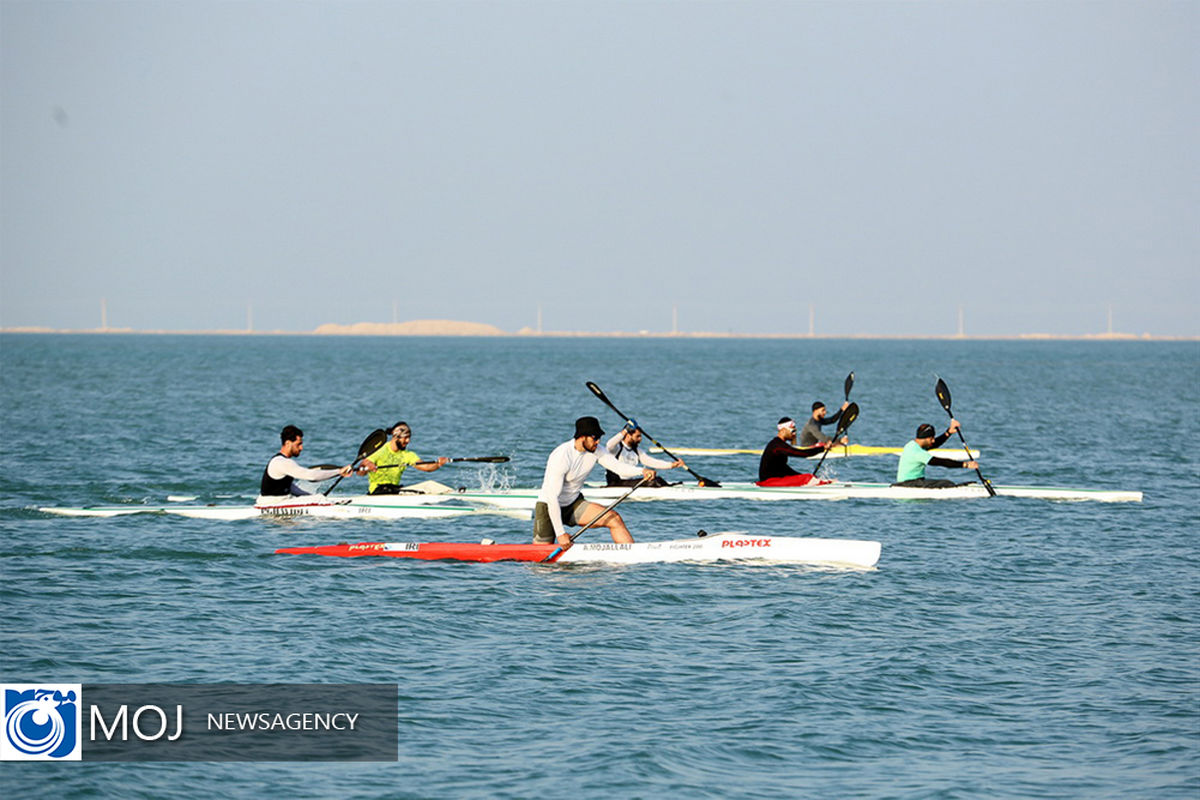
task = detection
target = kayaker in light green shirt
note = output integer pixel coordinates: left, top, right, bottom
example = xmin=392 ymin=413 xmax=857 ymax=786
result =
xmin=894 ymin=420 xmax=979 ymax=487
xmin=358 ymin=422 xmax=449 ymax=494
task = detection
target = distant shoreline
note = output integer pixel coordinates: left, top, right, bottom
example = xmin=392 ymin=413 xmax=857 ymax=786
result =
xmin=1 ymin=326 xmax=1195 ymax=341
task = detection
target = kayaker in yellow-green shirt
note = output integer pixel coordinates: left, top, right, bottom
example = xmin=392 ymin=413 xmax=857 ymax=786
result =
xmin=357 ymin=422 xmax=449 ymax=494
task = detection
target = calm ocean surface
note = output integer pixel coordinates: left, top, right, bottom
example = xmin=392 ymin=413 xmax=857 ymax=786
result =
xmin=1 ymin=334 xmax=1197 ymax=798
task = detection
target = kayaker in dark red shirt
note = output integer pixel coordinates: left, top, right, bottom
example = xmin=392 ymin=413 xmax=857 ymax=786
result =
xmin=757 ymin=417 xmax=834 ymax=487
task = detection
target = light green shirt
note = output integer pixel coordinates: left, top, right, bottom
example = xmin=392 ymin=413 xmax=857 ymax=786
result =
xmin=366 ymin=444 xmax=420 ymax=492
xmin=896 ymin=440 xmax=934 ymax=483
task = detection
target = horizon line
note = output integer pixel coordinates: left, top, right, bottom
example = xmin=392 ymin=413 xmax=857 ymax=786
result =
xmin=1 ymin=326 xmax=1196 ymax=342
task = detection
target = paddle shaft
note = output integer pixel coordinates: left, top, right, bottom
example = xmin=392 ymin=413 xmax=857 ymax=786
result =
xmin=585 ymin=382 xmax=721 ymax=487
xmin=411 ymin=456 xmax=510 ymax=466
xmin=934 ymin=379 xmax=995 ymax=496
xmin=542 ymin=477 xmax=650 ymax=562
xmin=323 ymin=429 xmax=386 ymax=496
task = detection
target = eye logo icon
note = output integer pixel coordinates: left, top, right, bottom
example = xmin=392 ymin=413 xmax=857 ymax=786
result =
xmin=2 ymin=684 xmax=82 ymax=761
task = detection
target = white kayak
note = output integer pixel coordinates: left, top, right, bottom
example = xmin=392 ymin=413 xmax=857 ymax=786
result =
xmin=589 ymin=481 xmax=1141 ymax=503
xmin=38 ymin=494 xmax=532 ymax=521
xmin=398 ymin=480 xmax=1141 ymax=506
xmin=651 ymin=444 xmax=981 ymax=460
xmin=277 ymin=531 xmax=881 ymax=568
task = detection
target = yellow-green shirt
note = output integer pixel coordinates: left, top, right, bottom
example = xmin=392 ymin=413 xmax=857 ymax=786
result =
xmin=366 ymin=444 xmax=420 ymax=492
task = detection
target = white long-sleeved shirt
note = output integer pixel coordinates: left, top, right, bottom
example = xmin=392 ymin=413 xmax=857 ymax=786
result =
xmin=537 ymin=439 xmax=644 ymax=539
xmin=266 ymin=456 xmax=343 ymax=485
xmin=604 ymin=432 xmax=675 ymax=471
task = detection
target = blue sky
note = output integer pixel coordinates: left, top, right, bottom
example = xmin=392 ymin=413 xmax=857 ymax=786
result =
xmin=2 ymin=1 xmax=1196 ymax=336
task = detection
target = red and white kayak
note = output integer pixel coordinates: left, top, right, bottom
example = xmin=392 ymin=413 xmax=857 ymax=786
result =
xmin=276 ymin=532 xmax=881 ymax=568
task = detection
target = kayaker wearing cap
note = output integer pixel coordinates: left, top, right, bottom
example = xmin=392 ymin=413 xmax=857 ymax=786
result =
xmin=757 ymin=417 xmax=833 ymax=487
xmin=358 ymin=421 xmax=449 ymax=494
xmin=894 ymin=421 xmax=980 ymax=488
xmin=604 ymin=419 xmax=685 ymax=487
xmin=260 ymin=425 xmax=354 ymax=497
xmin=799 ymin=401 xmax=850 ymax=447
xmin=534 ymin=416 xmax=655 ymax=547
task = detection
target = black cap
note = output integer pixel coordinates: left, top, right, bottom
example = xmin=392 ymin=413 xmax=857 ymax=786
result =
xmin=574 ymin=416 xmax=605 ymax=438
xmin=812 ymin=401 xmax=826 ymax=411
xmin=916 ymin=423 xmax=937 ymax=439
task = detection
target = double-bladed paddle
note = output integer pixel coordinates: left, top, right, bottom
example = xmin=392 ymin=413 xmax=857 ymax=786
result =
xmin=585 ymin=381 xmax=721 ymax=487
xmin=811 ymin=401 xmax=860 ymax=476
xmin=541 ymin=476 xmax=651 ymax=563
xmin=323 ymin=428 xmax=387 ymax=496
xmin=934 ymin=377 xmax=995 ymax=496
xmin=831 ymin=370 xmax=856 ymax=457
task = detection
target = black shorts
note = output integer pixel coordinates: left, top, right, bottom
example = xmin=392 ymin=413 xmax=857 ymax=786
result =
xmin=532 ymin=495 xmax=590 ymax=543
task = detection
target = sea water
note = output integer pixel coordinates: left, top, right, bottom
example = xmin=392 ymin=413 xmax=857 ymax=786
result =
xmin=1 ymin=334 xmax=1196 ymax=798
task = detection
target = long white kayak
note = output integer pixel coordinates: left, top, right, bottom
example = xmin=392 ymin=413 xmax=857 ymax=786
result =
xmin=39 ymin=478 xmax=1140 ymax=520
xmin=276 ymin=532 xmax=881 ymax=568
xmin=38 ymin=495 xmax=532 ymax=521
xmin=651 ymin=444 xmax=981 ymax=460
xmin=390 ymin=480 xmax=1141 ymax=506
xmin=578 ymin=482 xmax=1139 ymax=503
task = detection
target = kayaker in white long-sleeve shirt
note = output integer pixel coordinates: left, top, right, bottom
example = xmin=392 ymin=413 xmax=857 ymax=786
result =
xmin=603 ymin=420 xmax=685 ymax=487
xmin=534 ymin=416 xmax=654 ymax=547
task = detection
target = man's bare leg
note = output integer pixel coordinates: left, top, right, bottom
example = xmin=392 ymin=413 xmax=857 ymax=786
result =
xmin=576 ymin=502 xmax=634 ymax=543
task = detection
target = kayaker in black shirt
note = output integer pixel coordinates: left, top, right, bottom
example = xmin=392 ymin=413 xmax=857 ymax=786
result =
xmin=757 ymin=417 xmax=833 ymax=486
xmin=260 ymin=425 xmax=354 ymax=497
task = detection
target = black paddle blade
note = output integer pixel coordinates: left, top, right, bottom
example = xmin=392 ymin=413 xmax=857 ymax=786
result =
xmin=357 ymin=429 xmax=388 ymax=460
xmin=837 ymin=402 xmax=860 ymax=436
xmin=323 ymin=428 xmax=385 ymax=497
xmin=844 ymin=371 xmax=855 ymax=400
xmin=585 ymin=380 xmax=629 ymax=418
xmin=935 ymin=378 xmax=953 ymax=415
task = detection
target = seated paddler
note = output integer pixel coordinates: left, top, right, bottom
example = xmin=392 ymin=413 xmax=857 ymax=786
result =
xmin=261 ymin=425 xmax=354 ymax=497
xmin=603 ymin=419 xmax=684 ymax=487
xmin=893 ymin=421 xmax=980 ymax=488
xmin=757 ymin=417 xmax=833 ymax=487
xmin=358 ymin=421 xmax=450 ymax=494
